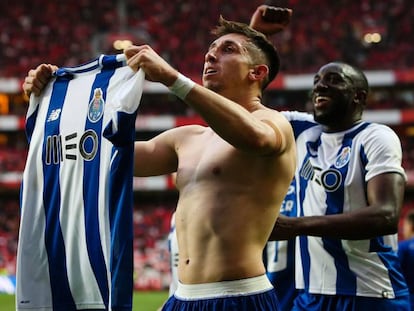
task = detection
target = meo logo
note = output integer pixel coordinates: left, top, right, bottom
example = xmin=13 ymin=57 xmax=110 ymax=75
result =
xmin=45 ymin=130 xmax=99 ymax=164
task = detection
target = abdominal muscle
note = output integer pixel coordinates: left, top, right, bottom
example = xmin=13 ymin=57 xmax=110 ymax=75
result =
xmin=175 ymin=183 xmax=280 ymax=284
xmin=171 ymin=126 xmax=293 ymax=284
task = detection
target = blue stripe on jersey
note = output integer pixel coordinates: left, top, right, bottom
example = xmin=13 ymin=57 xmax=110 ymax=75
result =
xmin=108 ymin=140 xmax=134 ymax=308
xmin=320 ymin=124 xmax=371 ymax=294
xmin=103 ymin=111 xmax=138 ymax=146
xmin=42 ymin=77 xmax=76 ymax=309
xmin=25 ymin=105 xmax=39 ymax=143
xmin=55 ymin=58 xmax=100 ymax=77
xmin=101 ymin=54 xmax=126 ymax=69
xmin=321 ymin=133 xmax=356 ymax=291
xmin=322 ymin=239 xmax=356 ymax=294
xmin=378 ymin=251 xmax=410 ymax=297
xmin=298 ymin=166 xmax=311 ymax=290
xmin=54 ymin=54 xmax=125 ymax=79
xmin=82 ymin=68 xmax=116 ymax=308
xmin=359 ymin=145 xmax=369 ymax=178
xmin=290 ymin=116 xmax=317 ymax=292
xmin=289 ymin=119 xmax=317 ymax=140
xmin=264 ymin=178 xmax=298 ymax=309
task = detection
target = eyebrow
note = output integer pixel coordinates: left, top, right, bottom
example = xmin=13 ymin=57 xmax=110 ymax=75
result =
xmin=314 ymin=71 xmax=352 ymax=83
xmin=208 ymin=39 xmax=245 ymax=51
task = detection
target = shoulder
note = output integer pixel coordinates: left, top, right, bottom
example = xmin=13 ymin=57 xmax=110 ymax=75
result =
xmin=363 ymin=123 xmax=399 ymax=139
xmin=259 ymin=108 xmax=295 ymax=138
xmin=361 ymin=123 xmax=402 ymax=150
xmin=170 ymin=124 xmax=208 ymax=136
xmin=156 ymin=124 xmax=208 ymax=143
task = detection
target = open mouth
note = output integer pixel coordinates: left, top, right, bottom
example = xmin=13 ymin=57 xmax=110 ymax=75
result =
xmin=314 ymin=95 xmax=331 ymax=108
xmin=204 ymin=68 xmax=218 ymax=76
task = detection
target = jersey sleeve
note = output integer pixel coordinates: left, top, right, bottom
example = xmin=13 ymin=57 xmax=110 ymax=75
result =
xmin=362 ymin=124 xmax=406 ymax=181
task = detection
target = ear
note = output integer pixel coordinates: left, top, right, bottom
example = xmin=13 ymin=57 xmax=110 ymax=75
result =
xmin=248 ymin=64 xmax=269 ymax=82
xmin=354 ymin=90 xmax=367 ymax=107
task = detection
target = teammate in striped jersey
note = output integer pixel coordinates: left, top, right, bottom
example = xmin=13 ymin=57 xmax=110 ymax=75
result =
xmin=18 ymin=55 xmax=144 ymax=311
xmin=252 ymin=10 xmax=409 ymax=309
xmin=167 ymin=213 xmax=179 ymax=298
xmin=269 ymin=62 xmax=410 ymax=310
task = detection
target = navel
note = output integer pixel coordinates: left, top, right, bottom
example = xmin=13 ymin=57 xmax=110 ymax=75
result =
xmin=212 ymin=167 xmax=221 ymax=175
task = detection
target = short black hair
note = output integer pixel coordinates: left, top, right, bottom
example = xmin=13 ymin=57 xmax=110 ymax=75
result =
xmin=211 ymin=16 xmax=280 ymax=90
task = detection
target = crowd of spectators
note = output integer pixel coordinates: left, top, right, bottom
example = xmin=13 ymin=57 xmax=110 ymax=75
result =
xmin=0 ymin=199 xmax=18 ymax=276
xmin=1 ymin=0 xmax=414 ymax=78
xmin=133 ymin=202 xmax=175 ymax=290
xmin=0 ymin=197 xmax=175 ymax=291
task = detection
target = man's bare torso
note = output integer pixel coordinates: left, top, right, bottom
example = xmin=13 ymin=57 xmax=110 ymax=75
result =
xmin=172 ymin=122 xmax=295 ymax=284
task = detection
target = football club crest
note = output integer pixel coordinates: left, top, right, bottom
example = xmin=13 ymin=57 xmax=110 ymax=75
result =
xmin=88 ymin=88 xmax=104 ymax=122
xmin=335 ymin=146 xmax=351 ymax=168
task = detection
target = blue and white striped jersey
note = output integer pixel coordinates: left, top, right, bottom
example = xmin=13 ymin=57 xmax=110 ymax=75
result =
xmin=262 ymin=111 xmax=315 ymax=309
xmin=284 ymin=111 xmax=408 ymax=299
xmin=17 ymin=54 xmax=144 ymax=311
xmin=168 ymin=213 xmax=179 ymax=297
xmin=263 ymin=178 xmax=298 ymax=310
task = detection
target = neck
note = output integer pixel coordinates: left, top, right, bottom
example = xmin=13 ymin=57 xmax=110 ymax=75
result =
xmin=322 ymin=118 xmax=362 ymax=133
xmin=245 ymin=97 xmax=263 ymax=112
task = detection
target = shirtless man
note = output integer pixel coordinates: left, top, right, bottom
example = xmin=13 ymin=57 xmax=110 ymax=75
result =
xmin=23 ymin=11 xmax=295 ymax=311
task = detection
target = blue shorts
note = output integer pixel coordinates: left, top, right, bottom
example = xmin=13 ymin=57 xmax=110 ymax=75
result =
xmin=161 ymin=274 xmax=280 ymax=311
xmin=292 ymin=291 xmax=411 ymax=311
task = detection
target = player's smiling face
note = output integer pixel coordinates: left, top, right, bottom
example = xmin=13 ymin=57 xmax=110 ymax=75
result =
xmin=311 ymin=63 xmax=357 ymax=128
xmin=202 ymin=33 xmax=253 ymax=93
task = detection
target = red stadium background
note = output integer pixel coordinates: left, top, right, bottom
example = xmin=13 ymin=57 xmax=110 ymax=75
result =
xmin=0 ymin=0 xmax=414 ymax=293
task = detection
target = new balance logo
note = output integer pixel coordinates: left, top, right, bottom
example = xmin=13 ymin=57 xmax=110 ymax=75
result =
xmin=47 ymin=108 xmax=62 ymax=122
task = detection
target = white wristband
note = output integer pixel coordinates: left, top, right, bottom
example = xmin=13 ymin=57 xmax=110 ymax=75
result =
xmin=168 ymin=73 xmax=195 ymax=100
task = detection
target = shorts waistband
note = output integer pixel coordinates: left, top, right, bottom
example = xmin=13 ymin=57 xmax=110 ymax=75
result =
xmin=174 ymin=274 xmax=273 ymax=300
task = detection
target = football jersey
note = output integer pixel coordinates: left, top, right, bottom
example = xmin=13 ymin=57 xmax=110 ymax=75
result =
xmin=284 ymin=111 xmax=408 ymax=299
xmin=168 ymin=213 xmax=179 ymax=297
xmin=263 ymin=178 xmax=297 ymax=310
xmin=17 ymin=54 xmax=144 ymax=310
xmin=262 ymin=111 xmax=315 ymax=309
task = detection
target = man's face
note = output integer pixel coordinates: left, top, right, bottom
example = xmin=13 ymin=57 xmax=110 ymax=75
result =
xmin=202 ymin=33 xmax=254 ymax=93
xmin=311 ymin=63 xmax=357 ymax=127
